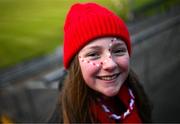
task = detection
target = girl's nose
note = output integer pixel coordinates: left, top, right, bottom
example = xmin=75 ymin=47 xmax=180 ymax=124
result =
xmin=102 ymin=56 xmax=117 ymax=71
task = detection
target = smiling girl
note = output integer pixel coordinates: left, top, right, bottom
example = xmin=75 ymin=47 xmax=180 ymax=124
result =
xmin=78 ymin=37 xmax=129 ymax=98
xmin=49 ymin=2 xmax=152 ymax=123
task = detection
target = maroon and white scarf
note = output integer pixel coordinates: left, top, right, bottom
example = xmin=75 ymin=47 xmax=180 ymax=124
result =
xmin=90 ymin=84 xmax=142 ymax=123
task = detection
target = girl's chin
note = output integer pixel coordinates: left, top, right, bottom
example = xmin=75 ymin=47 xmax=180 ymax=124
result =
xmin=102 ymin=89 xmax=119 ymax=97
xmin=101 ymin=84 xmax=123 ymax=97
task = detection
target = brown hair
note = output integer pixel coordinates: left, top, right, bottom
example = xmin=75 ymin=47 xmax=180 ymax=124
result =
xmin=59 ymin=55 xmax=152 ymax=123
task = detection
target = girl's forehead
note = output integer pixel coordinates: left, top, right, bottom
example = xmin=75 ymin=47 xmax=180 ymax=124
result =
xmin=82 ymin=37 xmax=126 ymax=50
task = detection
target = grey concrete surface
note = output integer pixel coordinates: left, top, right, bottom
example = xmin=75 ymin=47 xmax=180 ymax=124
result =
xmin=131 ymin=20 xmax=180 ymax=122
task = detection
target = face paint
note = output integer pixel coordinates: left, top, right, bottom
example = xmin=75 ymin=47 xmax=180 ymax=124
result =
xmin=78 ymin=37 xmax=118 ymax=68
xmin=79 ymin=56 xmax=100 ymax=67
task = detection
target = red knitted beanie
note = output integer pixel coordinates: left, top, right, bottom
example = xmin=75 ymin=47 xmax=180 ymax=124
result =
xmin=63 ymin=2 xmax=131 ymax=69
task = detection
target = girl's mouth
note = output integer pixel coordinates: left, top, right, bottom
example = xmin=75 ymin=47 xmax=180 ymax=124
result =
xmin=96 ymin=73 xmax=120 ymax=81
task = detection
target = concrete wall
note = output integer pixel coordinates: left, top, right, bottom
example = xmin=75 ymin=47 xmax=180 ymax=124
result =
xmin=131 ymin=21 xmax=180 ymax=122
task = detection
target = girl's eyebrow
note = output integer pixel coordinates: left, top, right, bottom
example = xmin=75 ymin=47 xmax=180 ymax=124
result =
xmin=109 ymin=42 xmax=125 ymax=48
xmin=82 ymin=45 xmax=102 ymax=51
xmin=112 ymin=42 xmax=125 ymax=46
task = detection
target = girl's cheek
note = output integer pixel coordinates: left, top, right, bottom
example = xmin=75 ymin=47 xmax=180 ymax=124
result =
xmin=116 ymin=56 xmax=130 ymax=70
xmin=80 ymin=61 xmax=100 ymax=71
xmin=79 ymin=56 xmax=102 ymax=69
xmin=79 ymin=58 xmax=101 ymax=73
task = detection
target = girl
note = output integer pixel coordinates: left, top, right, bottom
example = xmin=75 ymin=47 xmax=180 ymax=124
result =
xmin=49 ymin=2 xmax=152 ymax=123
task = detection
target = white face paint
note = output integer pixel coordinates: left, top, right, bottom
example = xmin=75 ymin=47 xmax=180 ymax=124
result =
xmin=78 ymin=37 xmax=130 ymax=97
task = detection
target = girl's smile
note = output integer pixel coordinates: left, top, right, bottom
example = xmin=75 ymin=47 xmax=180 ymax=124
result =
xmin=96 ymin=72 xmax=120 ymax=81
xmin=78 ymin=37 xmax=130 ymax=97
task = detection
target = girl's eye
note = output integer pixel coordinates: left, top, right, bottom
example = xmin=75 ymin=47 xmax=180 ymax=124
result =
xmin=112 ymin=48 xmax=127 ymax=55
xmin=86 ymin=52 xmax=100 ymax=59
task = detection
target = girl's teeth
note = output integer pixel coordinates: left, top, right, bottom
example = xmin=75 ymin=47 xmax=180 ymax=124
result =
xmin=100 ymin=75 xmax=117 ymax=80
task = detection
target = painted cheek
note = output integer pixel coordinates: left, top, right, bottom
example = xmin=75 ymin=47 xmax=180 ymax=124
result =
xmin=79 ymin=59 xmax=101 ymax=87
xmin=79 ymin=56 xmax=102 ymax=67
xmin=79 ymin=58 xmax=101 ymax=74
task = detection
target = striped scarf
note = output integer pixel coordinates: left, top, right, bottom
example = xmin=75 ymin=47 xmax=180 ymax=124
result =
xmin=90 ymin=84 xmax=142 ymax=123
